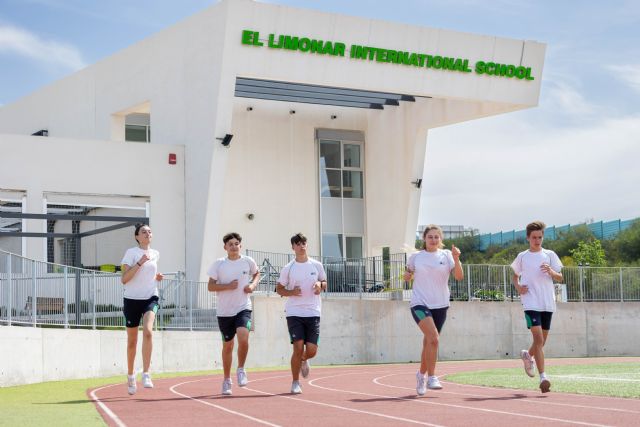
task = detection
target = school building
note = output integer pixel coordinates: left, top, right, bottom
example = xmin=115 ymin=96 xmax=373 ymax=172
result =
xmin=0 ymin=0 xmax=546 ymax=281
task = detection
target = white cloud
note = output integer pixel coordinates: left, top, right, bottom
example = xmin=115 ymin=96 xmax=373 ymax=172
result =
xmin=420 ymin=113 xmax=640 ymax=232
xmin=0 ymin=24 xmax=85 ymax=70
xmin=607 ymin=64 xmax=640 ymax=94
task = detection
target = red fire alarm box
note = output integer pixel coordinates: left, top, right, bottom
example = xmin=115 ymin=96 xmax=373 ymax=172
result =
xmin=168 ymin=153 xmax=177 ymax=165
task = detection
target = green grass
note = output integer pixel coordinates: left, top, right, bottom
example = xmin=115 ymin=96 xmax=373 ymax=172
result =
xmin=445 ymin=362 xmax=640 ymax=398
xmin=0 ymin=370 xmax=220 ymax=427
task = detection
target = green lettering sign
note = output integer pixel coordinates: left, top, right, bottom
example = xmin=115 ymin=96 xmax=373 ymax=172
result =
xmin=241 ymin=29 xmax=535 ymax=81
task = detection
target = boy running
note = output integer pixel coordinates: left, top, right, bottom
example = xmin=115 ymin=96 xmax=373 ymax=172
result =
xmin=207 ymin=232 xmax=260 ymax=396
xmin=511 ymin=221 xmax=563 ymax=393
xmin=276 ymin=233 xmax=327 ymax=394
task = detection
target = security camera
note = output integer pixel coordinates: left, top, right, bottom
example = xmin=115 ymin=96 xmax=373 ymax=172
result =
xmin=289 ymin=110 xmax=296 ymax=114
xmin=330 ymin=115 xmax=337 ymax=120
xmin=246 ymin=213 xmax=255 ymax=220
xmin=246 ymin=106 xmax=253 ymax=111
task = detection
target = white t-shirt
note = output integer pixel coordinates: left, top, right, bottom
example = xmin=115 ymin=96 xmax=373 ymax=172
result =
xmin=207 ymin=255 xmax=259 ymax=317
xmin=278 ymin=258 xmax=327 ymax=317
xmin=511 ymin=248 xmax=563 ymax=312
xmin=407 ymin=249 xmax=455 ymax=309
xmin=121 ymin=247 xmax=160 ymax=300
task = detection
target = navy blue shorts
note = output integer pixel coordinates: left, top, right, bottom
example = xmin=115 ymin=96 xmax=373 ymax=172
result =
xmin=411 ymin=305 xmax=448 ymax=333
xmin=123 ymin=296 xmax=159 ymax=328
xmin=217 ymin=309 xmax=252 ymax=342
xmin=287 ymin=316 xmax=320 ymax=345
xmin=525 ymin=310 xmax=553 ymax=330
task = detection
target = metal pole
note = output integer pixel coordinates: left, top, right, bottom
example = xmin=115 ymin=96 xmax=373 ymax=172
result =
xmin=63 ymin=266 xmax=69 ymax=328
xmin=7 ymin=254 xmax=12 ymax=326
xmin=502 ymin=265 xmax=508 ymax=301
xmin=619 ymin=267 xmax=624 ymax=302
xmin=91 ymin=271 xmax=96 ymax=329
xmin=32 ymin=259 xmax=37 ymax=327
xmin=579 ymin=266 xmax=584 ymax=302
xmin=189 ymin=281 xmax=193 ymax=332
xmin=466 ymin=264 xmax=471 ymax=301
xmin=74 ymin=236 xmax=82 ymax=325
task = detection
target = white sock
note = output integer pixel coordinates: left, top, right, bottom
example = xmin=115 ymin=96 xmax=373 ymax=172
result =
xmin=128 ymin=374 xmax=135 ymax=379
xmin=540 ymin=372 xmax=547 ymax=380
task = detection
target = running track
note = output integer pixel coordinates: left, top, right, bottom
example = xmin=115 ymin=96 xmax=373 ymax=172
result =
xmin=90 ymin=357 xmax=640 ymax=427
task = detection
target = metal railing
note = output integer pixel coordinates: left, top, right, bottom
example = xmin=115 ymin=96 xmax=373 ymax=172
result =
xmin=2 ymin=249 xmax=639 ymax=330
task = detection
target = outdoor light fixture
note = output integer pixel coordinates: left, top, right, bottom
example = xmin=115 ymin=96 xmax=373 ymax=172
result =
xmin=246 ymin=213 xmax=255 ymax=220
xmin=217 ymin=134 xmax=233 ymax=147
xmin=246 ymin=106 xmax=253 ymax=111
xmin=32 ymin=129 xmax=48 ymax=137
xmin=411 ymin=178 xmax=422 ymax=189
xmin=289 ymin=109 xmax=296 ymax=114
xmin=330 ymin=115 xmax=337 ymax=120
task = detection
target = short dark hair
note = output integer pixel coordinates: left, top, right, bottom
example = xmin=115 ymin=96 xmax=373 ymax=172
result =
xmin=290 ymin=232 xmax=307 ymax=245
xmin=526 ymin=221 xmax=546 ymax=237
xmin=223 ymin=232 xmax=242 ymax=244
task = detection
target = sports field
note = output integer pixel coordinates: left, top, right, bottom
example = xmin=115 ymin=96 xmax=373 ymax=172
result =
xmin=1 ymin=358 xmax=638 ymax=427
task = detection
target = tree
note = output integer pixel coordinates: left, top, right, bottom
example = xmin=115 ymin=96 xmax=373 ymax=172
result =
xmin=570 ymin=240 xmax=606 ymax=267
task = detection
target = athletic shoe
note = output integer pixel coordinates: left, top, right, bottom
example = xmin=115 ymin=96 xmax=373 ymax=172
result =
xmin=291 ymin=380 xmax=302 ymax=394
xmin=427 ymin=376 xmax=443 ymax=390
xmin=520 ymin=350 xmax=535 ymax=377
xmin=416 ymin=371 xmax=426 ymax=396
xmin=142 ymin=372 xmax=154 ymax=388
xmin=222 ymin=378 xmax=233 ymax=396
xmin=540 ymin=377 xmax=551 ymax=393
xmin=301 ymin=359 xmax=310 ymax=378
xmin=127 ymin=375 xmax=137 ymax=395
xmin=237 ymin=368 xmax=248 ymax=387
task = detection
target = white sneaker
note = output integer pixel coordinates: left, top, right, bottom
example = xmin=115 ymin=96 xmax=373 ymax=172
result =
xmin=127 ymin=375 xmax=137 ymax=395
xmin=520 ymin=350 xmax=535 ymax=377
xmin=291 ymin=380 xmax=302 ymax=394
xmin=300 ymin=359 xmax=310 ymax=378
xmin=427 ymin=376 xmax=443 ymax=390
xmin=142 ymin=372 xmax=154 ymax=388
xmin=222 ymin=378 xmax=233 ymax=396
xmin=416 ymin=371 xmax=426 ymax=396
xmin=540 ymin=377 xmax=551 ymax=393
xmin=237 ymin=368 xmax=248 ymax=387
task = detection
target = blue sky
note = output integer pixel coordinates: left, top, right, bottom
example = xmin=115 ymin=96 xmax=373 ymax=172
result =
xmin=1 ymin=0 xmax=638 ymax=233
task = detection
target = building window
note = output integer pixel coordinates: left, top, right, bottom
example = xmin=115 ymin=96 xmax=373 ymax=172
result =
xmin=125 ymin=113 xmax=150 ymax=143
xmin=318 ymin=134 xmax=365 ymax=259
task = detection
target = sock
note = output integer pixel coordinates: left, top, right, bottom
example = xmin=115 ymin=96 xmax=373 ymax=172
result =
xmin=540 ymin=372 xmax=547 ymax=380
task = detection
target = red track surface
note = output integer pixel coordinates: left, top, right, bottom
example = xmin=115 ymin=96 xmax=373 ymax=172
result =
xmin=90 ymin=357 xmax=640 ymax=427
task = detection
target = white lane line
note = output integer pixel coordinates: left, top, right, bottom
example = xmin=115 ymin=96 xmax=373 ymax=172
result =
xmin=243 ymin=377 xmax=445 ymax=427
xmin=305 ymin=372 xmax=611 ymax=427
xmin=553 ymin=375 xmax=640 ymax=382
xmin=89 ymin=384 xmax=127 ymax=427
xmin=169 ymin=379 xmax=281 ymax=427
xmin=372 ymin=374 xmax=640 ymax=415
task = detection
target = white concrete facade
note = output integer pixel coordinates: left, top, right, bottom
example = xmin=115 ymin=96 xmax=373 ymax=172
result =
xmin=0 ymin=0 xmax=545 ymax=279
xmin=1 ymin=299 xmax=637 ymax=387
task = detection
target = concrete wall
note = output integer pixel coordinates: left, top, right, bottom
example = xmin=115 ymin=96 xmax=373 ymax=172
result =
xmin=2 ymin=298 xmax=637 ymax=387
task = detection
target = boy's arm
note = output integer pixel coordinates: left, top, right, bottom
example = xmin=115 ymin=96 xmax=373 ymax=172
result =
xmin=244 ymin=271 xmax=261 ymax=293
xmin=208 ymin=277 xmax=238 ymax=292
xmin=512 ymin=272 xmax=528 ymax=295
xmin=276 ymin=282 xmax=301 ymax=297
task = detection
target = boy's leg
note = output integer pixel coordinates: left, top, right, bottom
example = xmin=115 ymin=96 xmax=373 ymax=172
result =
xmin=529 ymin=325 xmax=545 ymax=374
xmin=291 ymin=340 xmax=304 ymax=381
xmin=236 ymin=327 xmax=250 ymax=368
xmin=222 ymin=339 xmax=234 ymax=379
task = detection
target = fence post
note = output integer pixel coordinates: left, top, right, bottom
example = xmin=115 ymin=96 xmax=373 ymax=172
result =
xmin=63 ymin=266 xmax=69 ymax=328
xmin=579 ymin=266 xmax=584 ymax=302
xmin=189 ymin=281 xmax=193 ymax=332
xmin=619 ymin=267 xmax=624 ymax=302
xmin=502 ymin=265 xmax=508 ymax=300
xmin=6 ymin=254 xmax=12 ymax=326
xmin=92 ymin=271 xmax=97 ymax=330
xmin=466 ymin=264 xmax=471 ymax=301
xmin=32 ymin=259 xmax=37 ymax=327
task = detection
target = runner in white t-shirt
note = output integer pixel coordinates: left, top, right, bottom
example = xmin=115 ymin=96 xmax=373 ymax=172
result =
xmin=404 ymin=224 xmax=463 ymax=396
xmin=120 ymin=224 xmax=164 ymax=395
xmin=207 ymin=232 xmax=260 ymax=396
xmin=511 ymin=221 xmax=563 ymax=393
xmin=276 ymin=233 xmax=327 ymax=395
